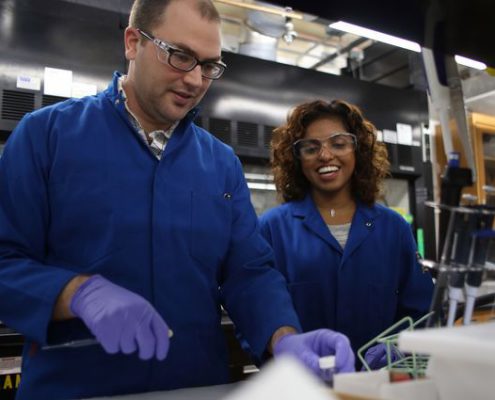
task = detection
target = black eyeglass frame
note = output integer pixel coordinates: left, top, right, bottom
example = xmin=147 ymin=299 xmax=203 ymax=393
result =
xmin=292 ymin=132 xmax=358 ymax=160
xmin=137 ymin=29 xmax=227 ymax=80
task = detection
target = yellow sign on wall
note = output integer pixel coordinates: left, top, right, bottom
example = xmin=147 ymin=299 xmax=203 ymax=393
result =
xmin=0 ymin=374 xmax=20 ymax=391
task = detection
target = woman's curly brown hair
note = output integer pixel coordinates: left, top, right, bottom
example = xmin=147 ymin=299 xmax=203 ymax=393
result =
xmin=271 ymin=99 xmax=390 ymax=205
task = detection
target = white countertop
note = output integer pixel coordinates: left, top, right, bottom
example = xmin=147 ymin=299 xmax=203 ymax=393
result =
xmin=86 ymin=383 xmax=238 ymax=400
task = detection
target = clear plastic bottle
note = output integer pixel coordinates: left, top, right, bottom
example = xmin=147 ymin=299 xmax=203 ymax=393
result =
xmin=318 ymin=355 xmax=336 ymax=386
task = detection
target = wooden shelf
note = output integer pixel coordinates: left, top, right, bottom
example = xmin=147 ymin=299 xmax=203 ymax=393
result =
xmin=434 ymin=113 xmax=495 ymax=204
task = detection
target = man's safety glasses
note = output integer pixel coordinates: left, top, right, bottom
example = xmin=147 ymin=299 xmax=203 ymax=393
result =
xmin=293 ymin=133 xmax=357 ymax=161
xmin=137 ymin=29 xmax=227 ymax=80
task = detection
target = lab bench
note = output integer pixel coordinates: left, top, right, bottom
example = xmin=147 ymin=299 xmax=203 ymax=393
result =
xmin=87 ymin=383 xmax=238 ymax=400
xmin=85 ymin=383 xmax=358 ymax=400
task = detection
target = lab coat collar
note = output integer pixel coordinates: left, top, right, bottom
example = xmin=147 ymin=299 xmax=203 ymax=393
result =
xmin=104 ymin=71 xmax=202 ymax=158
xmin=342 ymin=203 xmax=381 ymax=264
xmin=292 ymin=195 xmax=343 ymax=253
xmin=291 ymin=194 xmax=382 ymax=262
xmin=105 ymin=72 xmax=201 ymax=127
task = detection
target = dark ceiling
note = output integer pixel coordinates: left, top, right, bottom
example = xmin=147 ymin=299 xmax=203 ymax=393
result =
xmin=5 ymin=0 xmax=486 ymax=93
xmin=271 ymin=0 xmax=495 ymax=68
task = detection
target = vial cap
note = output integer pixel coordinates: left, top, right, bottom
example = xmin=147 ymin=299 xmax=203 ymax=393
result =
xmin=447 ymin=151 xmax=460 ymax=168
xmin=318 ymin=355 xmax=336 ymax=369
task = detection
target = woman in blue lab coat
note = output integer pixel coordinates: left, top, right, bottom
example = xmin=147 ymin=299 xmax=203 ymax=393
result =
xmin=260 ymin=99 xmax=434 ymax=367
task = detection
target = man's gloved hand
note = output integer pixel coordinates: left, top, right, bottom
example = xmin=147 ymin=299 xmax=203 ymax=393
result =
xmin=273 ymin=329 xmax=355 ymax=379
xmin=70 ymin=275 xmax=170 ymax=361
xmin=363 ymin=343 xmax=403 ymax=370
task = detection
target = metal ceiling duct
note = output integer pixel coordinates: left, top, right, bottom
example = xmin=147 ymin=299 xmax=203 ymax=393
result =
xmin=240 ymin=10 xmax=286 ymax=61
xmin=239 ymin=29 xmax=278 ymax=61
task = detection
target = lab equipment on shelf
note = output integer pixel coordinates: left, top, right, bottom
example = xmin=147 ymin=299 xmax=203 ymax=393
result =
xmin=421 ymin=201 xmax=495 ymax=328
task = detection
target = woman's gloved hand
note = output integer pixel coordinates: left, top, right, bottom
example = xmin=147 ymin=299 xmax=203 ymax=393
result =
xmin=273 ymin=329 xmax=355 ymax=378
xmin=362 ymin=343 xmax=403 ymax=370
xmin=70 ymin=274 xmax=170 ymax=361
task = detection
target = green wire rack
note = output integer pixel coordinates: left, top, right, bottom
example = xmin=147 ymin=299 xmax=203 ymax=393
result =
xmin=358 ymin=313 xmax=433 ymax=379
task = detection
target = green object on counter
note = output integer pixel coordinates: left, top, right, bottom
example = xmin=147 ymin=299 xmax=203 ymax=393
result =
xmin=417 ymin=228 xmax=424 ymax=258
xmin=403 ymin=213 xmax=413 ymax=224
xmin=358 ymin=313 xmax=432 ymax=377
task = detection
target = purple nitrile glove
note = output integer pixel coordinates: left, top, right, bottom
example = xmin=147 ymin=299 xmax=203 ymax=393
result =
xmin=362 ymin=343 xmax=403 ymax=370
xmin=273 ymin=329 xmax=355 ymax=379
xmin=70 ymin=275 xmax=170 ymax=361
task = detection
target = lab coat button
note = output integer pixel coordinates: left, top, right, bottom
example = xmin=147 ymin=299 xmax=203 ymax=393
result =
xmin=365 ymin=221 xmax=372 ymax=227
xmin=224 ymin=193 xmax=232 ymax=200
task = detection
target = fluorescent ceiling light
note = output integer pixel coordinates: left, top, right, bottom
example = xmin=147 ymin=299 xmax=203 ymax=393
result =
xmin=329 ymin=21 xmax=487 ymax=70
xmin=245 ymin=173 xmax=274 ymax=182
xmin=454 ymin=55 xmax=486 ymax=70
xmin=247 ymin=182 xmax=277 ymax=191
xmin=329 ymin=21 xmax=421 ymax=52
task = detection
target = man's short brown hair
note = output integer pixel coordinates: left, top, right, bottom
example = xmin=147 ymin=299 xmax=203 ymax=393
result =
xmin=129 ymin=0 xmax=220 ymax=32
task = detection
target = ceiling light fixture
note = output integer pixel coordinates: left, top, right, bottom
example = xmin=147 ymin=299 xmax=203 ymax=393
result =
xmin=329 ymin=21 xmax=487 ymax=70
xmin=454 ymin=55 xmax=487 ymax=71
xmin=329 ymin=21 xmax=421 ymax=52
xmin=283 ymin=15 xmax=298 ymax=44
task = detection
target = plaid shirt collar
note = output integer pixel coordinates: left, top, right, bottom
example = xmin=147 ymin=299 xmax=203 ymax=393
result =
xmin=117 ymin=75 xmax=177 ymax=159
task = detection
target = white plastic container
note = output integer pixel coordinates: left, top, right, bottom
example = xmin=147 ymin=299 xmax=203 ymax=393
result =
xmin=318 ymin=355 xmax=336 ymax=385
xmin=398 ymin=322 xmax=495 ymax=400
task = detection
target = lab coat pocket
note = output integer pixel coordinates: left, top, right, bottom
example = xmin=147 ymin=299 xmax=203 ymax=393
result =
xmin=190 ymin=191 xmax=232 ymax=270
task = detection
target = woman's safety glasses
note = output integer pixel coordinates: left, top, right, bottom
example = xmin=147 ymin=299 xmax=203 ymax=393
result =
xmin=293 ymin=133 xmax=357 ymax=161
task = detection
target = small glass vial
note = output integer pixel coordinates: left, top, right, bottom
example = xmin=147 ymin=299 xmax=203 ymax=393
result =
xmin=318 ymin=355 xmax=336 ymax=386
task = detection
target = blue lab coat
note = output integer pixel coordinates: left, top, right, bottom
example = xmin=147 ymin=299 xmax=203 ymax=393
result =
xmin=259 ymin=195 xmax=433 ymax=356
xmin=0 ymin=72 xmax=300 ymax=399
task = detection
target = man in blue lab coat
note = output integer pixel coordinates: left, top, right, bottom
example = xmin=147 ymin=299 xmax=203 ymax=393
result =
xmin=0 ymin=1 xmax=354 ymax=399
